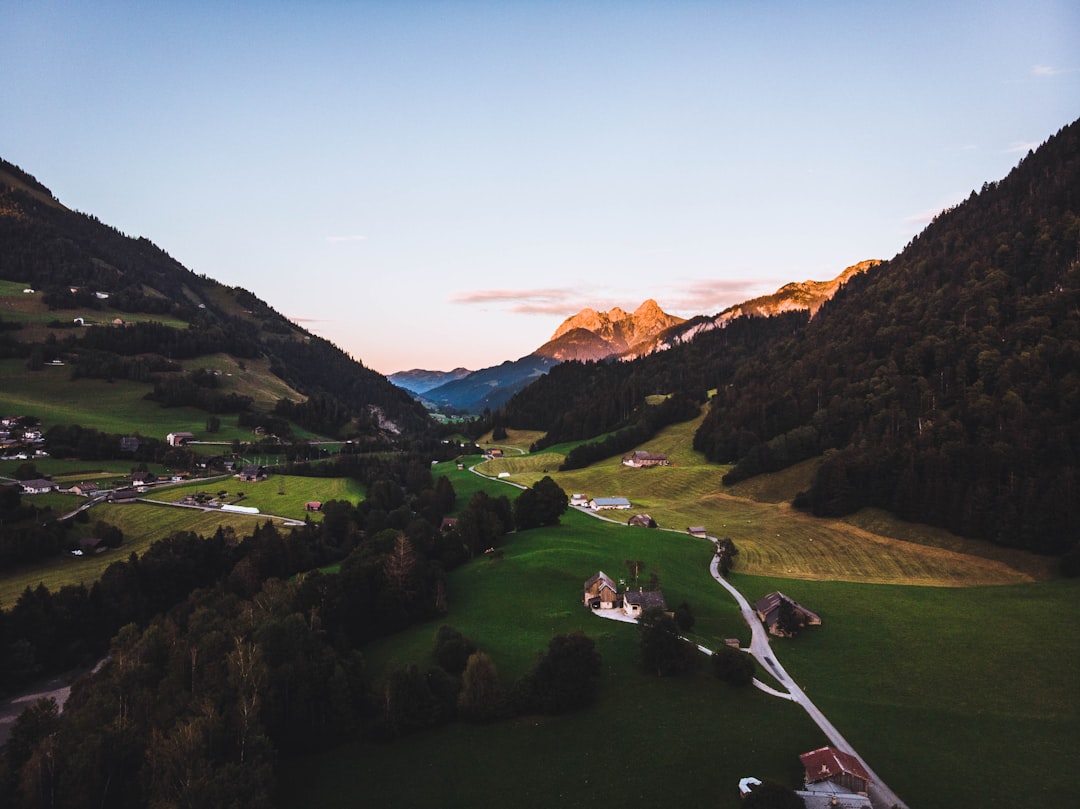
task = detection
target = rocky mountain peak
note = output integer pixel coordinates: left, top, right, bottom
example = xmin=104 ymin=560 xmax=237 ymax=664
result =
xmin=541 ymin=300 xmax=686 ymax=361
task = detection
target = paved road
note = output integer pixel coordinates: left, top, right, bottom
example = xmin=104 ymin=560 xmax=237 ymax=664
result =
xmin=707 ymin=554 xmax=907 ymax=809
xmin=469 ymin=460 xmax=906 ymax=807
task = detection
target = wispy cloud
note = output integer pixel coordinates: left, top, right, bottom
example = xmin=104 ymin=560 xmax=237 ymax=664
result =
xmin=451 ymin=277 xmax=785 ymax=319
xmin=1030 ymin=64 xmax=1079 ymax=77
xmin=291 ymin=316 xmax=334 ymax=323
xmin=451 ymin=288 xmax=580 ymax=315
xmin=905 ymin=193 xmax=967 ymax=229
xmin=325 ymin=234 xmax=367 ymax=243
xmin=1005 ymin=140 xmax=1041 ymax=154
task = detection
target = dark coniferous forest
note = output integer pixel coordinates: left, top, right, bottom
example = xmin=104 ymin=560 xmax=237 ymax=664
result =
xmin=504 ymin=119 xmax=1080 ymax=555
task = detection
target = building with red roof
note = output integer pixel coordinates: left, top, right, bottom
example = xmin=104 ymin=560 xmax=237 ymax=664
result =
xmin=799 ymin=746 xmax=872 ymax=794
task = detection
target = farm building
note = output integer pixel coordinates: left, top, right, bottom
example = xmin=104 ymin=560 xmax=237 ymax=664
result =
xmin=621 ymin=450 xmax=669 ymax=468
xmin=687 ymin=525 xmax=707 ymax=537
xmin=622 ymin=589 xmax=667 ymax=618
xmin=305 ymin=501 xmax=322 ymax=512
xmin=583 ymin=571 xmax=619 ymax=609
xmin=166 ymin=431 xmax=195 ymax=447
xmin=19 ymin=478 xmax=57 ymax=494
xmin=570 ymin=493 xmax=589 ymax=507
xmin=799 ymin=746 xmax=873 ymax=795
xmin=628 ymin=513 xmax=656 ymax=528
xmin=238 ymin=465 xmax=268 ymax=482
xmin=78 ymin=537 xmax=108 ymax=555
xmin=753 ymin=591 xmax=821 ymax=637
xmin=589 ymin=496 xmax=632 ymax=511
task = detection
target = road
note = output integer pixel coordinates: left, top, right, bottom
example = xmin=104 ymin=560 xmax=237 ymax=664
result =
xmin=708 ymin=551 xmax=906 ymax=809
xmin=474 ymin=464 xmax=906 ymax=809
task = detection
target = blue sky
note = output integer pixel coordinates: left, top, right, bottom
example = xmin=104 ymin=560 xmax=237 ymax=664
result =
xmin=2 ymin=1 xmax=1077 ymax=374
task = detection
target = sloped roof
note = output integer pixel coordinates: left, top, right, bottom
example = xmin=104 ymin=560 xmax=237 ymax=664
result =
xmin=623 ymin=589 xmax=667 ymax=610
xmin=584 ymin=570 xmax=617 ymax=591
xmin=754 ymin=591 xmax=821 ymax=624
xmin=799 ymin=746 xmax=872 ymax=787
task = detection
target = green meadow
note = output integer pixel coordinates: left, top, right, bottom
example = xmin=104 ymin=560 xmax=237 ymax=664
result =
xmin=0 ymin=475 xmax=365 ymax=606
xmin=279 ymin=463 xmax=1080 ymax=809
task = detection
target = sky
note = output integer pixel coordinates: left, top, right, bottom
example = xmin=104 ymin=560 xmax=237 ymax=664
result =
xmin=2 ymin=1 xmax=1078 ymax=375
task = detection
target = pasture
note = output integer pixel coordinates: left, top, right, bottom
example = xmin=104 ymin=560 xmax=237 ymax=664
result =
xmin=280 ymin=463 xmax=1080 ymax=809
xmin=0 ymin=474 xmax=363 ymax=607
xmin=476 ymin=415 xmax=1049 ymax=586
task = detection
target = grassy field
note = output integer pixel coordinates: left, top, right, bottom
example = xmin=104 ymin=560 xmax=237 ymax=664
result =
xmin=0 ymin=353 xmax=318 ymax=443
xmin=278 ymin=463 xmax=1080 ymax=809
xmin=147 ymin=474 xmax=365 ymax=522
xmin=0 ymin=475 xmax=364 ymax=607
xmin=474 ymin=414 xmax=1052 ymax=586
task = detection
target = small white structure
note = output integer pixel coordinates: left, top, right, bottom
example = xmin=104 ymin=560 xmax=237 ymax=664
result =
xmin=739 ymin=777 xmax=762 ymax=797
xmin=570 ymin=493 xmax=589 ymax=507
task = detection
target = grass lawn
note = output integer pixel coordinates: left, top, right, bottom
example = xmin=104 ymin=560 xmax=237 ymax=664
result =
xmin=476 ymin=415 xmax=1050 ymax=587
xmin=0 ymin=474 xmax=363 ymax=606
xmin=0 ymin=503 xmax=274 ymax=608
xmin=147 ymin=474 xmax=365 ymax=522
xmin=278 ymin=468 xmax=1080 ymax=808
xmin=738 ymin=574 xmax=1080 ymax=809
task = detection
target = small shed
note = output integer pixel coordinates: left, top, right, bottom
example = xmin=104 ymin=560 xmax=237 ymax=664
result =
xmin=305 ymin=501 xmax=322 ymax=512
xmin=687 ymin=525 xmax=707 ymax=537
xmin=570 ymin=493 xmax=589 ymax=507
xmin=628 ymin=514 xmax=656 ymax=528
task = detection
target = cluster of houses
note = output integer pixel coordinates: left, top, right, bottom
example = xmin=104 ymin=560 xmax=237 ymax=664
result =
xmin=1 ymin=416 xmax=46 ymax=460
xmin=739 ymin=746 xmax=873 ymax=808
xmin=582 ymin=571 xmax=668 ymax=618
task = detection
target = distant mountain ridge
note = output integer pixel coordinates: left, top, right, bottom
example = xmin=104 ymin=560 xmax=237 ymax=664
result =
xmin=408 ymin=299 xmax=685 ymax=412
xmin=400 ymin=268 xmax=872 ymax=413
xmin=641 ymin=260 xmax=881 ymax=356
xmin=388 ymin=367 xmax=473 ymax=395
xmin=538 ymin=299 xmax=685 ymax=361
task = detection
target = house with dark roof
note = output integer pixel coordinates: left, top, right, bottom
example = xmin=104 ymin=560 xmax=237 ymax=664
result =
xmin=622 ymin=450 xmax=670 ymax=468
xmin=167 ymin=431 xmax=195 ymax=447
xmin=622 ymin=589 xmax=667 ymax=618
xmin=583 ymin=571 xmax=619 ymax=610
xmin=799 ymin=746 xmax=872 ymax=795
xmin=753 ymin=591 xmax=821 ymax=637
xmin=628 ymin=513 xmax=656 ymax=528
xmin=238 ymin=465 xmax=268 ymax=482
xmin=19 ymin=478 xmax=57 ymax=495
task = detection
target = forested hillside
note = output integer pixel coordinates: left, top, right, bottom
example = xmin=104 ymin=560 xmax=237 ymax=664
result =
xmin=504 ymin=119 xmax=1080 ymax=555
xmin=0 ymin=159 xmax=432 ymax=439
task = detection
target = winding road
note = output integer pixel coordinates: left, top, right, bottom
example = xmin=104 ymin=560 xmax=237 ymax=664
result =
xmin=472 ymin=459 xmax=907 ymax=809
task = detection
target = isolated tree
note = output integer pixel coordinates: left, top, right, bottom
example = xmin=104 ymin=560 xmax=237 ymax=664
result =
xmin=673 ymin=601 xmax=695 ymax=632
xmin=711 ymin=644 xmax=755 ymax=686
xmin=458 ymin=652 xmax=505 ymax=722
xmin=715 ymin=537 xmax=739 ymax=577
xmin=432 ymin=625 xmax=477 ymax=676
xmin=517 ymin=631 xmax=602 ymax=715
xmin=637 ymin=607 xmax=697 ymax=677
